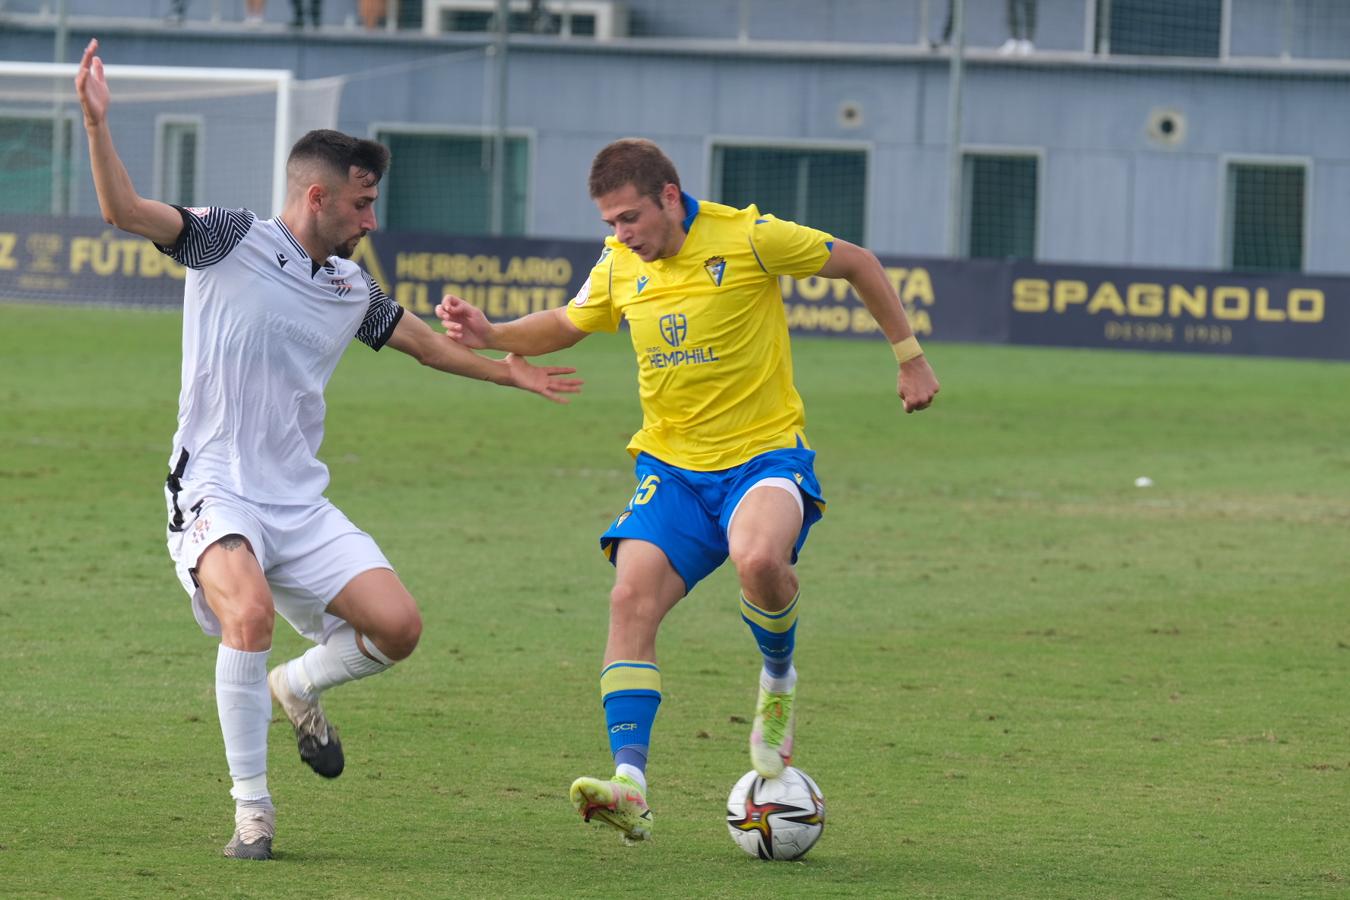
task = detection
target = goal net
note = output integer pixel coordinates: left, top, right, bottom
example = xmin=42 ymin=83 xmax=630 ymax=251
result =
xmin=0 ymin=59 xmax=341 ymax=306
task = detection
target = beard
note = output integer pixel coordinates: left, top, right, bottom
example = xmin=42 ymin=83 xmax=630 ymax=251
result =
xmin=334 ymin=233 xmax=364 ymax=259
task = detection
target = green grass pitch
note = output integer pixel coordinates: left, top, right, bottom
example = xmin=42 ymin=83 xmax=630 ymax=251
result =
xmin=1 ymin=302 xmax=1347 ymax=898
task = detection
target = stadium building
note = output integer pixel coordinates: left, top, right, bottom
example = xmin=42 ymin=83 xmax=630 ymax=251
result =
xmin=2 ymin=0 xmax=1348 ymax=357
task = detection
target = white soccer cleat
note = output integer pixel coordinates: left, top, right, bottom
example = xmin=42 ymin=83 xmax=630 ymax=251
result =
xmin=269 ymin=664 xmax=344 ymax=778
xmin=223 ymin=804 xmax=274 ymax=860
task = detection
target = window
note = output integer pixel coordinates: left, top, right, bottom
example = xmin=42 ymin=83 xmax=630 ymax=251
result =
xmin=0 ymin=115 xmax=73 ymax=214
xmin=712 ymin=145 xmax=867 ymax=245
xmin=424 ymin=0 xmax=620 ymax=37
xmin=157 ymin=118 xmax=201 ymax=207
xmin=1226 ymin=161 xmax=1306 ymax=273
xmin=376 ymin=130 xmax=528 ymax=236
xmin=1096 ymin=0 xmax=1222 ymax=58
xmin=964 ymin=153 xmax=1038 ymax=260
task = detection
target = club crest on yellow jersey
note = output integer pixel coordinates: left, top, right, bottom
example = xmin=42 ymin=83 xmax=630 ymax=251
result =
xmin=704 ymin=255 xmax=727 ymax=286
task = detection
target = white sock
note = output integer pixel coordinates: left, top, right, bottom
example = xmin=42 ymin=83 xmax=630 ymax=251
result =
xmin=286 ymin=623 xmax=392 ymax=700
xmin=232 ymin=776 xmax=270 ymax=804
xmin=615 ymin=763 xmax=647 ymax=794
xmin=215 ymin=645 xmax=271 ymax=802
xmin=761 ymin=665 xmax=798 ymax=694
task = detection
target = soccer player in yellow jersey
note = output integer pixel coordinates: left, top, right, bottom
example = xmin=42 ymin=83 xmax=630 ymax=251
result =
xmin=437 ymin=138 xmax=938 ymax=843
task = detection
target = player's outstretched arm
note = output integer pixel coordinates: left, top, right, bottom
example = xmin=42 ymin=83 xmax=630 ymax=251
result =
xmin=386 ymin=310 xmax=583 ymax=404
xmin=815 ymin=239 xmax=939 ymax=413
xmin=436 ymin=296 xmax=588 ymax=356
xmin=75 ymin=39 xmax=184 ymax=245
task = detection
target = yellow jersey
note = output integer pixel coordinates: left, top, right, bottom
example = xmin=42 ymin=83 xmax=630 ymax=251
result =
xmin=566 ymin=194 xmax=835 ymax=471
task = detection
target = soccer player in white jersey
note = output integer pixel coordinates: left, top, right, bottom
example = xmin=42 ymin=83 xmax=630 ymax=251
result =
xmin=438 ymin=139 xmax=939 ymax=843
xmin=76 ymin=38 xmax=583 ymax=860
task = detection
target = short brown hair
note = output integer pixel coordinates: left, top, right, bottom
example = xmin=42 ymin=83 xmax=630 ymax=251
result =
xmin=288 ymin=129 xmax=390 ymax=186
xmin=588 ymin=138 xmax=680 ymax=203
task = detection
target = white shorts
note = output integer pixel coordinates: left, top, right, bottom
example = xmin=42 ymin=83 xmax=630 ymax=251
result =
xmin=165 ymin=482 xmax=391 ymax=643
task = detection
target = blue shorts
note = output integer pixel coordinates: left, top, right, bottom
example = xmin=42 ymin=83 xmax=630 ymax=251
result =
xmin=599 ymin=447 xmax=826 ymax=594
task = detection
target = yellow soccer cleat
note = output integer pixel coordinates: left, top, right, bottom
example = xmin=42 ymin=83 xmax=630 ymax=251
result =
xmin=569 ymin=774 xmax=653 ymax=844
xmin=749 ymin=684 xmax=796 ymax=777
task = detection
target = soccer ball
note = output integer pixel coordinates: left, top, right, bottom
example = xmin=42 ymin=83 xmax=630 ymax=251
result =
xmin=725 ymin=767 xmax=825 ymax=860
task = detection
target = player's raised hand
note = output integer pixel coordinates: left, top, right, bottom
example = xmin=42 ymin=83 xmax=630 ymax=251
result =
xmin=75 ymin=39 xmax=110 ymax=128
xmin=436 ymin=294 xmax=494 ymax=349
xmin=503 ymin=353 xmax=582 ymax=404
xmin=898 ymin=355 xmax=939 ymax=413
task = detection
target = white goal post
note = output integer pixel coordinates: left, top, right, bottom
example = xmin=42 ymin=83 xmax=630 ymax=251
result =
xmin=0 ymin=60 xmax=300 ymax=217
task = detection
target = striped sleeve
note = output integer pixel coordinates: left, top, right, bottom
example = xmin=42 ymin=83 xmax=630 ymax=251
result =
xmin=356 ymin=271 xmax=404 ymax=350
xmin=156 ymin=206 xmax=255 ymax=269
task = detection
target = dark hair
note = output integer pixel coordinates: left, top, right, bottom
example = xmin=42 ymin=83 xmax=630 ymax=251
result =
xmin=287 ymin=129 xmax=390 ymax=185
xmin=588 ymin=138 xmax=680 ymax=203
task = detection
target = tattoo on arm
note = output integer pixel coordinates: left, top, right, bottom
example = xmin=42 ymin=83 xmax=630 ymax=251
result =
xmin=217 ymin=534 xmax=248 ymax=551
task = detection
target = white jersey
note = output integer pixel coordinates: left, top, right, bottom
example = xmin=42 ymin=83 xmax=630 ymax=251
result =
xmin=158 ymin=206 xmax=402 ymax=514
